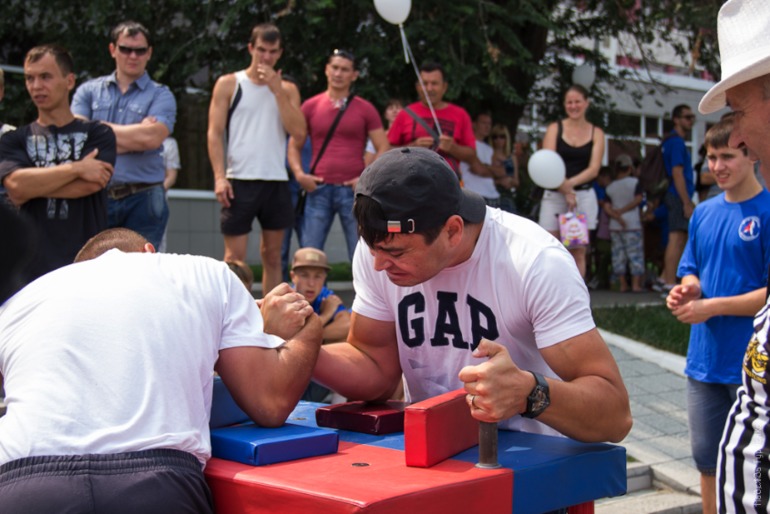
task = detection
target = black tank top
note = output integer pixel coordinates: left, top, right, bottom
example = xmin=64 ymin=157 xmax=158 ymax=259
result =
xmin=556 ymin=120 xmax=594 ymax=190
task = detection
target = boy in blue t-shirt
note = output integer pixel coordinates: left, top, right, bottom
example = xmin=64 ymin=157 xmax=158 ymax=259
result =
xmin=666 ymin=115 xmax=770 ymax=514
xmin=290 ymin=247 xmax=350 ymax=344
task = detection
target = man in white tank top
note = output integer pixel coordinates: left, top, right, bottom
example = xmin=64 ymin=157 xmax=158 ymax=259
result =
xmin=207 ymin=23 xmax=306 ymax=295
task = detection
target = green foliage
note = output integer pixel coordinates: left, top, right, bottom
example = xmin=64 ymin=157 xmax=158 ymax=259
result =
xmin=0 ymin=0 xmax=722 ymax=133
xmin=592 ymin=305 xmax=690 ymax=356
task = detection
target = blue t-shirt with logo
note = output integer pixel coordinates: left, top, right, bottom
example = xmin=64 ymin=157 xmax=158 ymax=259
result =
xmin=678 ymin=190 xmax=770 ymax=383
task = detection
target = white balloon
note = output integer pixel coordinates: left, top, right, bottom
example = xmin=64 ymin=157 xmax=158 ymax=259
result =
xmin=572 ymin=64 xmax=596 ymax=89
xmin=373 ymin=0 xmax=411 ymax=25
xmin=528 ymin=149 xmax=566 ymax=189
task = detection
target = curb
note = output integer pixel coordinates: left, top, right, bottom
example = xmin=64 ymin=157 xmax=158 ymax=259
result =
xmin=599 ymin=329 xmax=686 ymax=378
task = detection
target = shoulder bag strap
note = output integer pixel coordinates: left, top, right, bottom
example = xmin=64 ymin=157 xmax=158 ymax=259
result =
xmin=403 ymin=106 xmax=439 ymax=149
xmin=309 ymin=92 xmax=356 ymax=175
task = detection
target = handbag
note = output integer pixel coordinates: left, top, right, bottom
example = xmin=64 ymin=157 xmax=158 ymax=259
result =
xmin=295 ymin=92 xmax=356 ymax=216
xmin=558 ymin=210 xmax=589 ymax=248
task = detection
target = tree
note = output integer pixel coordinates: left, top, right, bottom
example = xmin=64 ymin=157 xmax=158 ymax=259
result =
xmin=0 ymin=0 xmax=723 ymax=188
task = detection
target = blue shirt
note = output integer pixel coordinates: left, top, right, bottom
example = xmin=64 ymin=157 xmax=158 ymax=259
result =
xmin=71 ymin=71 xmax=177 ymax=185
xmin=311 ymin=286 xmax=348 ymax=322
xmin=662 ymin=131 xmax=694 ymax=198
xmin=678 ymin=190 xmax=770 ymax=383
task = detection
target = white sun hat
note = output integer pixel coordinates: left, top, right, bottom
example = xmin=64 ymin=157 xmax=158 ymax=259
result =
xmin=699 ymin=0 xmax=770 ymax=114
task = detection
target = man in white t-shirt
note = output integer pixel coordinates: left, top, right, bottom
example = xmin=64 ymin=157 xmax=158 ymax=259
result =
xmin=459 ymin=112 xmax=506 ymax=207
xmin=313 ymin=147 xmax=631 ymax=443
xmin=0 ymin=228 xmax=322 ymax=513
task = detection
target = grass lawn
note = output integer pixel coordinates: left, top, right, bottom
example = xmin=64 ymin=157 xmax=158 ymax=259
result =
xmin=592 ymin=304 xmax=690 ymax=357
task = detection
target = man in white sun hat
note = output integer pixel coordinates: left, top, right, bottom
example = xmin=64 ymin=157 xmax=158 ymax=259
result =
xmin=699 ymin=1 xmax=770 ymax=512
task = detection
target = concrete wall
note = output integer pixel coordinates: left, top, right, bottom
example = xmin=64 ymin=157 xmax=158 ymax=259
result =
xmin=165 ymin=190 xmax=351 ymax=265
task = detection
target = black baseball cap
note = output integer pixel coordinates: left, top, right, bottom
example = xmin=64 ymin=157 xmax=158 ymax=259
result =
xmin=356 ymin=147 xmax=487 ymax=234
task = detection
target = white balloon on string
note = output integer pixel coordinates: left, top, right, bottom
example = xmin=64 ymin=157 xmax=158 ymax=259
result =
xmin=372 ymin=0 xmax=442 ymax=137
xmin=528 ymin=149 xmax=567 ymax=189
xmin=373 ymin=0 xmax=411 ymax=24
xmin=572 ymin=64 xmax=596 ymax=89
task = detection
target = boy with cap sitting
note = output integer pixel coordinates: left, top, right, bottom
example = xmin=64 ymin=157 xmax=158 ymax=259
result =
xmin=291 ymin=247 xmax=350 ymax=344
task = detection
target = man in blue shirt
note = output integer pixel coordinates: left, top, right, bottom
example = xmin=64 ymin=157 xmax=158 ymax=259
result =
xmin=661 ymin=104 xmax=696 ymax=290
xmin=71 ymin=20 xmax=177 ymax=248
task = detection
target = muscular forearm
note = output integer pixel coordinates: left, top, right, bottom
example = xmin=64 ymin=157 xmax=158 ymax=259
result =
xmin=671 ymin=167 xmax=691 ymax=204
xmin=218 ymin=316 xmax=323 ymax=427
xmin=107 ymin=122 xmax=168 ymax=154
xmin=207 ymin=134 xmax=227 ymax=181
xmin=275 ymin=95 xmax=306 ymax=141
xmin=3 ymin=165 xmax=80 ymax=205
xmin=322 ymin=314 xmax=350 ymax=343
xmin=314 ymin=343 xmax=400 ymax=401
xmin=48 ymin=179 xmax=104 ymax=199
xmin=540 ymin=373 xmax=632 ymax=443
xmin=286 ymin=137 xmax=306 ymax=177
xmin=449 ymin=143 xmax=476 ymax=164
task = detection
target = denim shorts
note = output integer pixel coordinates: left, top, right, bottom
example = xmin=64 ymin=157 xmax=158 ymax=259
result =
xmin=687 ymin=377 xmax=739 ymax=474
xmin=0 ymin=449 xmax=213 ymax=513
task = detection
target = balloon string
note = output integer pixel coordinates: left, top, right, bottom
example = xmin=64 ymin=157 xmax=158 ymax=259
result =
xmin=399 ymin=24 xmax=409 ymax=64
xmin=402 ymin=27 xmax=442 ymax=137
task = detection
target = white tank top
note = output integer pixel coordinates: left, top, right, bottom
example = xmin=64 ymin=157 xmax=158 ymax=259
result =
xmin=225 ymin=70 xmax=287 ymax=181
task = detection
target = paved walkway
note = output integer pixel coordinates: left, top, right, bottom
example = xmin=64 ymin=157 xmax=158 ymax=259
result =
xmin=590 ymin=290 xmax=702 ymax=512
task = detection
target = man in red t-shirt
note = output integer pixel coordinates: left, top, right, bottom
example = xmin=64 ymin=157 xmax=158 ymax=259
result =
xmin=387 ymin=61 xmax=476 ymax=175
xmin=288 ymin=49 xmax=389 ymax=261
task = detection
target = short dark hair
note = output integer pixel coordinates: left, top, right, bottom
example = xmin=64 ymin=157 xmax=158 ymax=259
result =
xmin=329 ymin=49 xmax=357 ymax=69
xmin=354 ymin=195 xmax=443 ymax=248
xmin=111 ymin=20 xmax=152 ymax=46
xmin=74 ymin=228 xmax=149 ymax=263
xmin=672 ymin=104 xmax=692 ymax=120
xmin=704 ymin=114 xmax=747 ymax=156
xmin=250 ymin=23 xmax=281 ymax=46
xmin=419 ymin=61 xmax=445 ymax=82
xmin=25 ymin=44 xmax=74 ymax=76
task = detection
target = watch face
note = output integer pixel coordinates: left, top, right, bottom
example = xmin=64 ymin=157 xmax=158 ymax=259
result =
xmin=531 ymin=388 xmax=549 ymax=412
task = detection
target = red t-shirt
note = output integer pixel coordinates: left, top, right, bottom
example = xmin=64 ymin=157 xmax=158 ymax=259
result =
xmin=387 ymin=101 xmax=476 ymax=172
xmin=302 ymin=93 xmax=382 ymax=184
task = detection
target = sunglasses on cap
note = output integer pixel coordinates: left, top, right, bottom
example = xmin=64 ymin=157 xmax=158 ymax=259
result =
xmin=117 ymin=45 xmax=149 ymax=56
xmin=331 ymin=48 xmax=356 ymax=63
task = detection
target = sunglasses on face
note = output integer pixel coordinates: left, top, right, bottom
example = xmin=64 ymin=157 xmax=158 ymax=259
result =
xmin=117 ymin=45 xmax=149 ymax=57
xmin=492 ymin=134 xmax=506 ymax=140
xmin=680 ymin=114 xmax=696 ymax=121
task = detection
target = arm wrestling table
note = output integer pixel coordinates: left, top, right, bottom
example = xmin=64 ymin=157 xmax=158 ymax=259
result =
xmin=204 ymin=390 xmax=626 ymax=514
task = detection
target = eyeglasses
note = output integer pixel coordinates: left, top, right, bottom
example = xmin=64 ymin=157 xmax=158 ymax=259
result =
xmin=331 ymin=48 xmax=356 ymax=63
xmin=117 ymin=45 xmax=149 ymax=56
xmin=492 ymin=134 xmax=506 ymax=140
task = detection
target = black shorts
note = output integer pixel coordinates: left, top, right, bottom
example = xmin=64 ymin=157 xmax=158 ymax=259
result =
xmin=221 ymin=179 xmax=294 ymax=235
xmin=664 ymin=191 xmax=689 ymax=232
xmin=0 ymin=449 xmax=213 ymax=514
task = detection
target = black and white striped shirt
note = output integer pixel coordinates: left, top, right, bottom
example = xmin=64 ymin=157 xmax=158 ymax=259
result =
xmin=718 ymin=301 xmax=770 ymax=513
